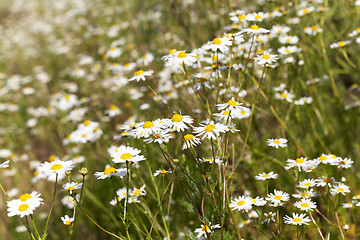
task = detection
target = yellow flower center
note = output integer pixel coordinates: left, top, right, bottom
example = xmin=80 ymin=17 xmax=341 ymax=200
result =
xmin=237 ymin=200 xmax=245 ymax=206
xmin=49 ymin=155 xmax=56 ymax=162
xmin=238 ymin=14 xmax=246 ymax=20
xmin=339 ymin=160 xmax=346 ymax=165
xmin=51 ymin=164 xmax=63 ymax=170
xmin=319 ymin=156 xmax=327 ymax=161
xmin=178 ymin=52 xmax=187 ymax=58
xmin=311 ymin=25 xmax=318 ymax=31
xmin=18 ymin=204 xmax=29 ymax=212
xmin=301 ymin=192 xmax=309 ymax=197
xmin=273 ymin=140 xmax=281 ymax=144
xmin=143 ymin=121 xmax=154 ymax=128
xmin=160 ymin=169 xmax=168 ymax=174
xmin=293 ymin=218 xmax=302 ymax=223
xmin=83 ymin=120 xmax=90 ymax=126
xmin=202 ymin=225 xmax=210 ymax=232
xmin=205 ymin=124 xmax=216 ymax=132
xmin=169 ymin=49 xmax=176 ymax=54
xmin=172 ymin=114 xmax=183 ymax=122
xmin=110 ymin=105 xmax=118 ymax=110
xmin=337 ymin=188 xmax=344 ymax=192
xmin=262 ymin=174 xmax=270 ymax=178
xmin=255 ymin=14 xmax=262 ymax=19
xmin=304 ymin=183 xmax=311 ymax=187
xmin=296 ymin=158 xmax=304 ymax=164
xmin=134 ymin=189 xmax=141 ymax=196
xmin=300 ymin=202 xmax=309 ymax=208
xmin=338 ymin=41 xmax=345 ymax=47
xmin=303 ymin=8 xmax=309 ymax=14
xmin=19 ymin=193 xmax=32 ymax=201
xmin=262 ymin=54 xmax=270 ymax=59
xmin=250 ymin=25 xmax=259 ymax=30
xmin=222 ymin=111 xmax=230 ymax=115
xmin=67 ymin=186 xmax=75 ymax=191
xmin=65 ymin=220 xmax=72 ymax=225
xmin=136 ymin=70 xmax=144 ymax=76
xmin=227 ymin=99 xmax=237 ymax=106
xmin=121 ymin=153 xmax=133 ymax=160
xmin=285 ymin=49 xmax=291 ymax=53
xmin=104 ymin=167 xmax=117 ymax=175
xmin=183 ymin=134 xmax=194 ymax=141
xmin=274 ymin=195 xmax=282 ymax=200
xmin=213 ymin=38 xmax=222 ymax=44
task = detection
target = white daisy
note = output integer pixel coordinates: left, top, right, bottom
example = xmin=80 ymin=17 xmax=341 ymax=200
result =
xmin=283 ymin=213 xmax=311 ymax=225
xmin=267 ymin=138 xmax=287 ymax=148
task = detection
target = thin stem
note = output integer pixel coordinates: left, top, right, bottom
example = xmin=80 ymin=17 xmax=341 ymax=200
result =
xmin=43 ymin=173 xmax=58 ymax=238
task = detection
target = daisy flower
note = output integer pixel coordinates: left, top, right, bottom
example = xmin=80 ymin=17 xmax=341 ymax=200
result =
xmin=298 ymin=179 xmax=316 ymax=189
xmin=330 ymin=41 xmax=351 ymax=49
xmin=61 ymin=215 xmax=74 ymax=226
xmin=342 ymin=201 xmax=355 ymax=208
xmin=241 ymin=24 xmax=270 ymax=35
xmin=294 ymin=199 xmax=317 ymax=211
xmin=165 ymin=114 xmax=193 ymax=132
xmin=253 ymin=51 xmax=278 ymax=65
xmin=143 ymin=130 xmax=172 ymax=144
xmin=7 ymin=192 xmax=43 ymax=218
xmin=182 ymin=134 xmax=201 ymax=150
xmin=62 ymin=182 xmax=83 ymax=194
xmin=275 ymin=90 xmax=295 ymax=102
xmin=283 ymin=213 xmax=311 ymax=225
xmin=267 ymin=138 xmax=287 ymax=148
xmin=129 ymin=69 xmax=154 ymax=82
xmin=254 ymin=172 xmax=278 ymax=180
xmin=0 ymin=160 xmax=9 ymax=168
xmin=266 ymin=190 xmax=290 ymax=204
xmin=168 ymin=51 xmax=197 ymax=66
xmin=297 ymin=6 xmax=315 ymax=16
xmin=105 ymin=47 xmax=122 ymax=58
xmin=203 ymin=37 xmax=233 ymax=53
xmin=194 ymin=222 xmax=220 ymax=239
xmin=161 ymin=49 xmax=177 ymax=61
xmin=216 ymin=97 xmax=245 ymax=112
xmin=317 ymin=154 xmax=340 ymax=164
xmin=261 ymin=212 xmax=276 ymax=224
xmin=331 ymin=157 xmax=353 ymax=169
xmin=108 ymin=145 xmax=145 ymax=164
xmin=193 ymin=121 xmax=227 ymax=140
xmin=131 ymin=185 xmax=146 ymax=197
xmin=292 ymin=189 xmax=318 ymax=199
xmin=38 ymin=160 xmax=74 ymax=181
xmin=134 ymin=120 xmax=163 ymax=138
xmin=294 ymin=97 xmax=313 ymax=105
xmin=105 ymin=105 xmax=121 ymax=117
xmin=279 ymin=35 xmax=299 ymax=44
xmin=330 ymin=183 xmax=350 ymax=196
xmin=304 ymin=25 xmax=323 ymax=36
xmin=251 ymin=196 xmax=267 ymax=206
xmin=94 ymin=165 xmax=127 ymax=180
xmin=153 ymin=169 xmax=172 ymax=177
xmin=199 ymin=157 xmax=223 ymax=164
xmin=229 ymin=196 xmax=253 ymax=211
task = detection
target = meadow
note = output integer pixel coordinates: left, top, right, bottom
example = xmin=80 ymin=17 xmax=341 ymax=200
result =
xmin=0 ymin=0 xmax=360 ymax=239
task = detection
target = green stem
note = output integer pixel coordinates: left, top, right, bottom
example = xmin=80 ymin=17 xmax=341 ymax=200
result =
xmin=43 ymin=173 xmax=58 ymax=238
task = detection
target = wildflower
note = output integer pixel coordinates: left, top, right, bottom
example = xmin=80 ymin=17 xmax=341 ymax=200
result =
xmin=61 ymin=215 xmax=74 ymax=226
xmin=330 ymin=183 xmax=350 ymax=196
xmin=279 ymin=35 xmax=299 ymax=44
xmin=62 ymin=182 xmax=83 ymax=194
xmin=267 ymin=138 xmax=287 ymax=148
xmin=216 ymin=97 xmax=245 ymax=112
xmin=165 ymin=114 xmax=193 ymax=132
xmin=203 ymin=37 xmax=233 ymax=53
xmin=105 ymin=47 xmax=122 ymax=58
xmin=143 ymin=130 xmax=172 ymax=144
xmin=317 ymin=154 xmax=340 ymax=164
xmin=229 ymin=196 xmax=253 ymax=211
xmin=134 ymin=120 xmax=164 ymax=138
xmin=275 ymin=90 xmax=295 ymax=102
xmin=292 ymin=189 xmax=318 ymax=199
xmin=168 ymin=51 xmax=197 ymax=66
xmin=108 ymin=145 xmax=145 ymax=164
xmin=153 ymin=169 xmax=172 ymax=177
xmin=199 ymin=158 xmax=223 ymax=164
xmin=278 ymin=46 xmax=301 ymax=55
xmin=38 ymin=160 xmax=74 ymax=181
xmin=241 ymin=24 xmax=269 ymax=35
xmin=298 ymin=179 xmax=316 ymax=189
xmin=255 ymin=172 xmax=278 ymax=180
xmin=294 ymin=199 xmax=317 ymax=211
xmin=105 ymin=105 xmax=121 ymax=117
xmin=285 ymin=157 xmax=308 ymax=171
xmin=283 ymin=213 xmax=311 ymax=225
xmin=94 ymin=165 xmax=127 ymax=180
xmin=182 ymin=134 xmax=201 ymax=150
xmin=7 ymin=192 xmax=43 ymax=218
xmin=251 ymin=196 xmax=267 ymax=206
xmin=194 ymin=222 xmax=221 ymax=239
xmin=297 ymin=6 xmax=315 ymax=16
xmin=304 ymin=25 xmax=323 ymax=36
xmin=331 ymin=157 xmax=353 ymax=169
xmin=129 ymin=69 xmax=154 ymax=82
xmin=61 ymin=195 xmax=77 ymax=209
xmin=262 ymin=212 xmax=276 ymax=224
xmin=330 ymin=41 xmax=351 ymax=49
xmin=342 ymin=201 xmax=355 ymax=208
xmin=0 ymin=160 xmax=9 ymax=168
xmin=193 ymin=121 xmax=227 ymax=140
xmin=253 ymin=51 xmax=278 ymax=65
xmin=273 ymin=83 xmax=286 ymax=92
xmin=131 ymin=185 xmax=146 ymax=197
xmin=294 ymin=97 xmax=313 ymax=105
xmin=266 ymin=190 xmax=290 ymax=204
